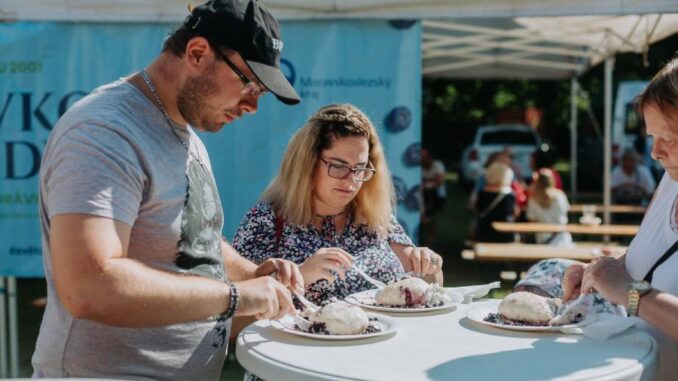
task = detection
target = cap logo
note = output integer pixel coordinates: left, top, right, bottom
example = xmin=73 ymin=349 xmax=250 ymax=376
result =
xmin=190 ymin=16 xmax=201 ymax=30
xmin=272 ymin=38 xmax=283 ymax=52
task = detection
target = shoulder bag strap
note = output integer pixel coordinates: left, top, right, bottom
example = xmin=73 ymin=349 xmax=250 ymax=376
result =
xmin=274 ymin=212 xmax=284 ymax=254
xmin=643 ymin=240 xmax=678 ymax=283
xmin=478 ymin=192 xmax=508 ymax=219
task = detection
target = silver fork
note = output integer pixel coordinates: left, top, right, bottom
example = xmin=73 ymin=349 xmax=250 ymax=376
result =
xmin=352 ymin=265 xmax=386 ymax=289
xmin=269 ymin=272 xmax=321 ymax=313
xmin=290 ymin=288 xmax=320 ymax=313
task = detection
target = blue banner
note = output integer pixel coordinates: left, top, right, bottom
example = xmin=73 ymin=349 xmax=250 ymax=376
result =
xmin=0 ymin=20 xmax=421 ymax=277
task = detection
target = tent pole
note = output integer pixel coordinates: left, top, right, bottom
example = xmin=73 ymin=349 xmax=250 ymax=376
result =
xmin=570 ymin=77 xmax=579 ymax=198
xmin=8 ymin=277 xmax=18 ymax=377
xmin=603 ymin=57 xmax=614 ymax=230
xmin=0 ymin=277 xmax=7 ymax=378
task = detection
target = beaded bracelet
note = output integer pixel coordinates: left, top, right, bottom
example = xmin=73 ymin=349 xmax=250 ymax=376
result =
xmin=223 ymin=283 xmax=240 ymax=319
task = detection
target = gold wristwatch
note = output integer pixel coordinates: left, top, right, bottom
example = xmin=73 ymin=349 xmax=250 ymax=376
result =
xmin=627 ymin=280 xmax=652 ymax=317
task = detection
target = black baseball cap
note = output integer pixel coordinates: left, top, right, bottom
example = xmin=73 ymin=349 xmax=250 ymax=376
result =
xmin=184 ymin=0 xmax=300 ymax=105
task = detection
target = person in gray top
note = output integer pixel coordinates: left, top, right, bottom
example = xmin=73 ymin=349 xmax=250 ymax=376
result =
xmin=32 ymin=0 xmax=302 ymax=379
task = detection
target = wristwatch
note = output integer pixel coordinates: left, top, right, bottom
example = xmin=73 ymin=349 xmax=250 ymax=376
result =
xmin=627 ymin=280 xmax=652 ymax=317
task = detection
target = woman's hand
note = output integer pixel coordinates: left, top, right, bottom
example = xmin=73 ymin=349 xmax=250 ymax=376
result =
xmin=562 ymin=262 xmax=587 ymax=301
xmin=255 ymin=258 xmax=305 ymax=293
xmin=400 ymin=246 xmax=443 ymax=275
xmin=299 ymin=247 xmax=353 ymax=285
xmin=562 ymin=257 xmax=632 ymax=305
xmin=580 ymin=257 xmax=634 ymax=305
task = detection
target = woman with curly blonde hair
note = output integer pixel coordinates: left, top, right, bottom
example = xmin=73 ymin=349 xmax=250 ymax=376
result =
xmin=233 ymin=104 xmax=443 ymax=306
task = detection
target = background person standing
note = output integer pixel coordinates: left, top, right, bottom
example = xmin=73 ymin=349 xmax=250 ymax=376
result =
xmin=421 ymin=148 xmax=447 ymax=244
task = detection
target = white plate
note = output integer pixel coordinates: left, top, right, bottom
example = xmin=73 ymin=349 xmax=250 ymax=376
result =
xmin=273 ymin=313 xmax=397 ymax=340
xmin=466 ymin=301 xmax=584 ymax=332
xmin=345 ymin=288 xmax=462 ymax=313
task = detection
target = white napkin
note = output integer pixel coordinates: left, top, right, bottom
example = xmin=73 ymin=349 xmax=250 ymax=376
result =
xmin=446 ymin=281 xmax=501 ymax=303
xmin=557 ymin=313 xmax=643 ymax=340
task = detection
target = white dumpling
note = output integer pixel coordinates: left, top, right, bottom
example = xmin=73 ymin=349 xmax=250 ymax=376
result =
xmin=375 ymin=278 xmax=429 ymax=306
xmin=309 ymin=300 xmax=369 ymax=335
xmin=498 ymin=292 xmax=561 ymax=325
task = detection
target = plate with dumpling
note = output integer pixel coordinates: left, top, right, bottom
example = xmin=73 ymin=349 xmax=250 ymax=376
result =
xmin=466 ymin=292 xmax=598 ymax=332
xmin=274 ymin=300 xmax=398 ymax=340
xmin=345 ymin=277 xmax=463 ymax=313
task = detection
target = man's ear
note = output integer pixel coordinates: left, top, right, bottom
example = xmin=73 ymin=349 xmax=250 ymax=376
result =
xmin=185 ymin=36 xmax=211 ymax=69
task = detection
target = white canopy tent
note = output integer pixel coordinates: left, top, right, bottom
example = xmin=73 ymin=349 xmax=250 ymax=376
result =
xmin=2 ymin=0 xmax=678 ymax=21
xmin=1 ymin=0 xmax=678 ymax=377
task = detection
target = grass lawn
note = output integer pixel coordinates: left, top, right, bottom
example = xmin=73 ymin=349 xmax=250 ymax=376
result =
xmin=13 ymin=176 xmax=515 ymax=379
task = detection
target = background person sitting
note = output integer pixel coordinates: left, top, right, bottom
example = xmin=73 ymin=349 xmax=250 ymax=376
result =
xmin=469 ymin=150 xmax=527 ymax=213
xmin=531 ymin=145 xmax=563 ymax=189
xmin=472 ymin=162 xmax=519 ymax=243
xmin=611 ymin=148 xmax=656 ymax=206
xmin=526 ymin=169 xmax=573 ymax=246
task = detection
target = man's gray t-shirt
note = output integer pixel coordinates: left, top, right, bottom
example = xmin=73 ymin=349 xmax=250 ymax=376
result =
xmin=32 ymin=80 xmax=230 ymax=380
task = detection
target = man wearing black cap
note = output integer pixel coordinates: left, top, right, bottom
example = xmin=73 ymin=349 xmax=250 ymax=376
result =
xmin=32 ymin=0 xmax=302 ymax=379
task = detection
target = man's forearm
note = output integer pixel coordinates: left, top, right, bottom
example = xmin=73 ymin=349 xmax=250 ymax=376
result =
xmin=62 ymin=257 xmax=232 ymax=328
xmin=222 ymin=239 xmax=258 ymax=281
xmin=51 ymin=215 xmax=234 ymax=328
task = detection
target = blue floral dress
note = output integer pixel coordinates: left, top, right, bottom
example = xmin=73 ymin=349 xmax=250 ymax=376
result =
xmin=232 ymin=202 xmax=413 ymax=305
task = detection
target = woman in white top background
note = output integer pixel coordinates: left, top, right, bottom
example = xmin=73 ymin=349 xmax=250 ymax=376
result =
xmin=526 ymin=169 xmax=573 ymax=246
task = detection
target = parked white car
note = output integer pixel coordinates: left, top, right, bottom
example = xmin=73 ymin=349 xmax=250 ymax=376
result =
xmin=460 ymin=124 xmax=541 ymax=185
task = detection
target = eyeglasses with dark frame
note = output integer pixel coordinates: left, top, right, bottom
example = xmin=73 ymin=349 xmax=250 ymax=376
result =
xmin=209 ymin=42 xmax=266 ymax=97
xmin=319 ymin=157 xmax=376 ymax=182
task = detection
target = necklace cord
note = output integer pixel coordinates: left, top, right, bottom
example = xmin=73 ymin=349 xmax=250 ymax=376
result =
xmin=140 ymin=69 xmax=204 ymax=167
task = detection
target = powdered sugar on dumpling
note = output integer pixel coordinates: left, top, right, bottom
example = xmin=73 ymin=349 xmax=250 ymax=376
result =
xmin=376 ymin=277 xmax=451 ymax=307
xmin=497 ymin=291 xmax=561 ymax=325
xmin=303 ymin=300 xmax=369 ymax=335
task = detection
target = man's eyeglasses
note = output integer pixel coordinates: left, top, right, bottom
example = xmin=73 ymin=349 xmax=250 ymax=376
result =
xmin=319 ymin=158 xmax=376 ymax=182
xmin=210 ymin=43 xmax=266 ymax=97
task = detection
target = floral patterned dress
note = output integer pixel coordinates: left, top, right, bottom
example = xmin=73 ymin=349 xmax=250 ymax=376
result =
xmin=232 ymin=202 xmax=413 ymax=305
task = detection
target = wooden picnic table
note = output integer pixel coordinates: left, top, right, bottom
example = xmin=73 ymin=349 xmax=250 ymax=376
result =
xmin=492 ymin=221 xmax=639 ymax=236
xmin=470 ymin=242 xmax=627 ymax=262
xmin=570 ymin=204 xmax=645 ymax=214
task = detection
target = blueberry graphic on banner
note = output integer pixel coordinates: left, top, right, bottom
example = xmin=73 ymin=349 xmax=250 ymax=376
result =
xmin=385 ymin=106 xmax=412 ymax=133
xmin=392 ymin=176 xmax=408 ymax=203
xmin=404 ymin=185 xmax=422 ymax=212
xmin=388 ymin=20 xmax=417 ymax=30
xmin=280 ymin=58 xmax=296 ymax=86
xmin=403 ymin=142 xmax=421 ymax=167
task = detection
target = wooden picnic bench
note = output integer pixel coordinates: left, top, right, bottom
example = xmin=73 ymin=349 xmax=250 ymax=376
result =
xmin=570 ymin=204 xmax=645 ymax=214
xmin=465 ymin=242 xmax=627 ymax=262
xmin=492 ymin=221 xmax=639 ymax=236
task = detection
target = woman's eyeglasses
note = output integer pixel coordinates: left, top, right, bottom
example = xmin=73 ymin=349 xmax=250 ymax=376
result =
xmin=319 ymin=158 xmax=376 ymax=182
xmin=210 ymin=42 xmax=266 ymax=97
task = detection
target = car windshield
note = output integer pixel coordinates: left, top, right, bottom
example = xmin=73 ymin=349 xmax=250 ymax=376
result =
xmin=481 ymin=130 xmax=536 ymax=145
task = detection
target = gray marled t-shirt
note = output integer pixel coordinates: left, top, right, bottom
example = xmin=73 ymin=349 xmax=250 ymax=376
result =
xmin=32 ymin=79 xmax=230 ymax=380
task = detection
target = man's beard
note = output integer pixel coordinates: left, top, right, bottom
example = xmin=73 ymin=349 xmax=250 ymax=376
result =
xmin=177 ymin=65 xmax=226 ymax=132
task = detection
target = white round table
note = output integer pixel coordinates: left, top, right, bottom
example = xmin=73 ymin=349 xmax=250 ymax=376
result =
xmin=236 ymin=300 xmax=657 ymax=381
